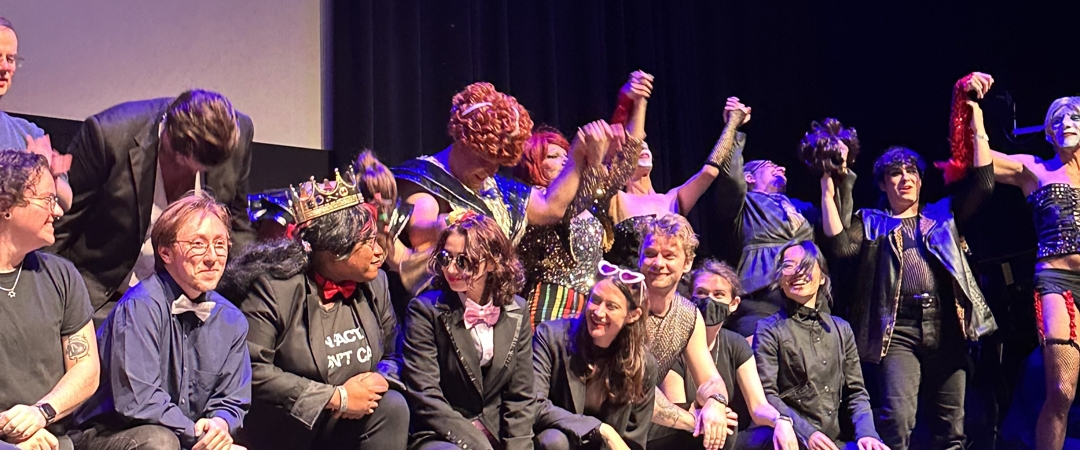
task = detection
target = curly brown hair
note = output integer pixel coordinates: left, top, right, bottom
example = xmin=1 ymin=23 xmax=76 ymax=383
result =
xmin=513 ymin=125 xmax=570 ymax=187
xmin=690 ymin=258 xmax=742 ymax=297
xmin=639 ymin=214 xmax=700 ymax=262
xmin=447 ymin=82 xmax=533 ymax=166
xmin=164 ymin=90 xmax=240 ymax=167
xmin=0 ymin=150 xmax=48 ymax=213
xmin=428 ymin=214 xmax=525 ymax=306
xmin=570 ymin=275 xmax=650 ymax=405
xmin=798 ymin=118 xmax=860 ymax=175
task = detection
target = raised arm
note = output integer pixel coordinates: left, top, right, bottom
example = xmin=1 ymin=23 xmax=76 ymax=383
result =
xmin=672 ymin=98 xmax=751 ymax=215
xmin=527 ymin=121 xmax=608 ymax=225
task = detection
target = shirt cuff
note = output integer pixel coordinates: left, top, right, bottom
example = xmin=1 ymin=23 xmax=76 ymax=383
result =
xmin=210 ymin=410 xmax=242 ymax=436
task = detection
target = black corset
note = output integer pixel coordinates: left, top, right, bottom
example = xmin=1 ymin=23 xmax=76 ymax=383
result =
xmin=1029 ymin=183 xmax=1080 ymax=260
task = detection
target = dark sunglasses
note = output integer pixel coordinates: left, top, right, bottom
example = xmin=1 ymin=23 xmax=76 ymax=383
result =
xmin=434 ymin=249 xmax=477 ymax=272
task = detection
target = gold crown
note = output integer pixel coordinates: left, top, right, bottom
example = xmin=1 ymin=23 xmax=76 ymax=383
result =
xmin=288 ymin=168 xmax=365 ymax=224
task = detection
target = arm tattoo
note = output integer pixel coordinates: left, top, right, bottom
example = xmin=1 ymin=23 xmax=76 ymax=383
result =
xmin=65 ymin=334 xmax=90 ymax=361
xmin=653 ymin=389 xmax=687 ymax=427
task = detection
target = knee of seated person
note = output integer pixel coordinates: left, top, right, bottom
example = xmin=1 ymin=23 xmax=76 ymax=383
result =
xmin=534 ymin=428 xmax=572 ymax=450
xmin=134 ymin=424 xmax=181 ymax=450
xmin=374 ymin=389 xmax=410 ymax=421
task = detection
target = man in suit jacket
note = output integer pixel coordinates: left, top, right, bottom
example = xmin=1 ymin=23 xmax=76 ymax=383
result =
xmin=50 ymin=90 xmax=254 ymax=322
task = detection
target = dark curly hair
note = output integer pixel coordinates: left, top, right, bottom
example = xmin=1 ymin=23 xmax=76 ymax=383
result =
xmin=0 ymin=150 xmax=48 ymax=213
xmin=447 ymin=82 xmax=533 ymax=166
xmin=428 ymin=214 xmax=524 ymax=307
xmin=569 ymin=274 xmax=650 ymax=405
xmin=218 ymin=203 xmax=377 ymax=302
xmin=798 ymin=118 xmax=860 ymax=175
xmin=872 ymin=146 xmax=925 ymax=184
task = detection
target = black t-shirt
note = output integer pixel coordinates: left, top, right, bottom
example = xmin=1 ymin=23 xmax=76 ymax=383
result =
xmin=315 ymin=301 xmax=373 ymax=385
xmin=0 ymin=252 xmax=92 ymax=420
xmin=672 ymin=328 xmax=754 ymax=447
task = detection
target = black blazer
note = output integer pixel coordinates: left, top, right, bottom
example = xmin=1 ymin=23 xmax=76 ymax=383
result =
xmin=532 ymin=320 xmax=657 ymax=450
xmin=238 ymin=270 xmax=402 ymax=450
xmin=403 ymin=289 xmax=535 ymax=450
xmin=51 ymin=97 xmax=255 ymax=310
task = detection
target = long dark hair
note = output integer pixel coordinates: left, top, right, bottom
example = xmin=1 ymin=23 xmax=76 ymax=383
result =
xmin=427 ymin=213 xmax=524 ymax=307
xmin=569 ymin=276 xmax=649 ymax=405
xmin=218 ymin=204 xmax=376 ymax=302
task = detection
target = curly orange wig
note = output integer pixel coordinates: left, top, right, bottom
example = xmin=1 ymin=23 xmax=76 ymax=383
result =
xmin=447 ymin=82 xmax=534 ymax=166
xmin=512 ymin=125 xmax=570 ymax=187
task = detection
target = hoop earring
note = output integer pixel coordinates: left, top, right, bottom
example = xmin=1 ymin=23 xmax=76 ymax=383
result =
xmin=2 ymin=212 xmax=10 ymax=219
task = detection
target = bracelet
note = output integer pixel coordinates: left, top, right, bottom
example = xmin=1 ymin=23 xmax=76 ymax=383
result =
xmin=775 ymin=415 xmax=793 ymax=427
xmin=336 ymin=386 xmax=349 ymax=412
xmin=975 ymin=133 xmax=989 ymax=141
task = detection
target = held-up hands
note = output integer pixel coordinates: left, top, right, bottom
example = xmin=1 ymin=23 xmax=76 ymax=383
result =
xmin=621 ymin=71 xmax=654 ymax=101
xmin=723 ymin=97 xmax=752 ymax=127
xmin=337 ymin=372 xmax=390 ymax=420
xmin=963 ymin=72 xmax=993 ymax=133
xmin=573 ymin=120 xmax=626 ymax=166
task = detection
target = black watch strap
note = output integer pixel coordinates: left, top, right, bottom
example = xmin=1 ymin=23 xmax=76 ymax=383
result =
xmin=35 ymin=403 xmax=57 ymax=424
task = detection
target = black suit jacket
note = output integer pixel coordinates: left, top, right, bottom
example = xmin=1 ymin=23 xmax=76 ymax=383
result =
xmin=239 ymin=270 xmax=402 ymax=450
xmin=532 ymin=320 xmax=657 ymax=450
xmin=403 ymin=289 xmax=536 ymax=450
xmin=50 ymin=97 xmax=255 ymax=310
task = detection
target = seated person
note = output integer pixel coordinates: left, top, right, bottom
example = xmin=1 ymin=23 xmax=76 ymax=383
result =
xmin=650 ymin=259 xmax=797 ymax=450
xmin=0 ymin=150 xmax=99 ymax=450
xmin=748 ymin=241 xmax=887 ymax=450
xmin=636 ymin=214 xmax=752 ymax=450
xmin=403 ymin=212 xmax=535 ymax=450
xmin=72 ymin=193 xmax=250 ymax=450
xmin=222 ymin=169 xmax=408 ymax=450
xmin=532 ymin=261 xmax=658 ymax=450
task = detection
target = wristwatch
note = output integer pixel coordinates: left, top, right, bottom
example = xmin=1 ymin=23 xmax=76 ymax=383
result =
xmin=35 ymin=403 xmax=56 ymax=424
xmin=708 ymin=393 xmax=728 ymax=406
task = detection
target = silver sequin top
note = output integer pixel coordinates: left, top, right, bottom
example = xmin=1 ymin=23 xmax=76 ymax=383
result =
xmin=1029 ymin=183 xmax=1080 ymax=260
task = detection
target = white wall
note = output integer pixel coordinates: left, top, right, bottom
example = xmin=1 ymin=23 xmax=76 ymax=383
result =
xmin=0 ymin=0 xmax=325 ymax=149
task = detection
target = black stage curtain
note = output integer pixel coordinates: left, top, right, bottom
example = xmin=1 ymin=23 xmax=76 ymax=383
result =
xmin=331 ymin=0 xmax=1078 ymax=264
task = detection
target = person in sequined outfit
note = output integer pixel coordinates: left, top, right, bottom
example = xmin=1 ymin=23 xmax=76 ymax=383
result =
xmin=394 ymin=82 xmax=603 ymax=296
xmin=603 ymin=75 xmax=745 ymax=269
xmin=990 ymin=88 xmax=1080 ymax=448
xmin=637 ymin=214 xmax=790 ymax=450
xmin=821 ymin=73 xmax=997 ymax=450
xmin=513 ymin=74 xmax=648 ymax=327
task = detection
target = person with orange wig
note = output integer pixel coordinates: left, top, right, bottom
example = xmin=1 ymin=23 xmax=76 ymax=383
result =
xmin=394 ymin=82 xmax=604 ymax=295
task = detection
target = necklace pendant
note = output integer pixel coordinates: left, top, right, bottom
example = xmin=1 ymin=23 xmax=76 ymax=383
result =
xmin=7 ymin=291 xmax=14 ymax=298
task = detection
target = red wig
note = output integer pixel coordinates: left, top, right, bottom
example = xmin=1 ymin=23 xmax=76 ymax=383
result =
xmin=447 ymin=82 xmax=534 ymax=166
xmin=513 ymin=125 xmax=570 ymax=187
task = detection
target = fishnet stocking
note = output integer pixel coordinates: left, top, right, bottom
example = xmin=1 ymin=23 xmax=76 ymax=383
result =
xmin=1036 ymin=290 xmax=1080 ymax=450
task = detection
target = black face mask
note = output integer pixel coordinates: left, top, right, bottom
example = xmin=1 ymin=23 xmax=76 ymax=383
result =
xmin=694 ymin=297 xmax=730 ymax=327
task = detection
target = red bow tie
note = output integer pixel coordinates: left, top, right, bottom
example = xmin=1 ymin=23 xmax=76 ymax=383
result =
xmin=314 ymin=272 xmax=357 ymax=300
xmin=463 ymin=299 xmax=500 ymax=329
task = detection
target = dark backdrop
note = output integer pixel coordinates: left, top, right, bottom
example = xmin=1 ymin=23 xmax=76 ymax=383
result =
xmin=331 ymin=0 xmax=1079 ymax=265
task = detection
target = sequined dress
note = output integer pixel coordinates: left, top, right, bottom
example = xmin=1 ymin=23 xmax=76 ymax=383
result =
xmin=518 ymin=136 xmax=643 ymax=327
xmin=1029 ymin=183 xmax=1080 ymax=261
xmin=646 ymin=294 xmax=699 ymax=376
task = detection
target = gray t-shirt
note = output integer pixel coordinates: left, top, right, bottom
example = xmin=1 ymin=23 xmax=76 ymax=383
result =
xmin=0 ymin=111 xmax=45 ymax=151
xmin=0 ymin=251 xmax=93 ymax=417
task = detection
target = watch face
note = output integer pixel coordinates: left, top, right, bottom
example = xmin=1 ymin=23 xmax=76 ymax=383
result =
xmin=38 ymin=403 xmax=56 ymax=421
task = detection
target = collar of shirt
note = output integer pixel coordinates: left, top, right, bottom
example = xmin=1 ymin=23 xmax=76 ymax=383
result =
xmin=783 ymin=295 xmax=822 ymax=323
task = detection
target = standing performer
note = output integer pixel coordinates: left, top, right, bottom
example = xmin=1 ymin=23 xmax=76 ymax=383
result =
xmin=394 ymin=82 xmax=602 ymax=295
xmin=715 ymin=105 xmax=858 ymax=337
xmin=514 ymin=73 xmax=647 ymax=326
xmin=821 ymin=73 xmax=997 ymax=450
xmin=987 ymin=78 xmax=1080 ymax=449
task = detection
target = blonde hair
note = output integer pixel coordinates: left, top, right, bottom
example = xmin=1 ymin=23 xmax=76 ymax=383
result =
xmin=1045 ymin=97 xmax=1080 ymax=145
xmin=639 ymin=214 xmax=699 ymax=262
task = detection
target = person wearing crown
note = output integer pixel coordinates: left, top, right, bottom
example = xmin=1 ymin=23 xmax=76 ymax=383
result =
xmin=394 ymin=82 xmax=604 ymax=295
xmin=71 ymin=193 xmax=251 ymax=450
xmin=219 ymin=169 xmax=408 ymax=450
xmin=402 ymin=212 xmax=536 ymax=450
